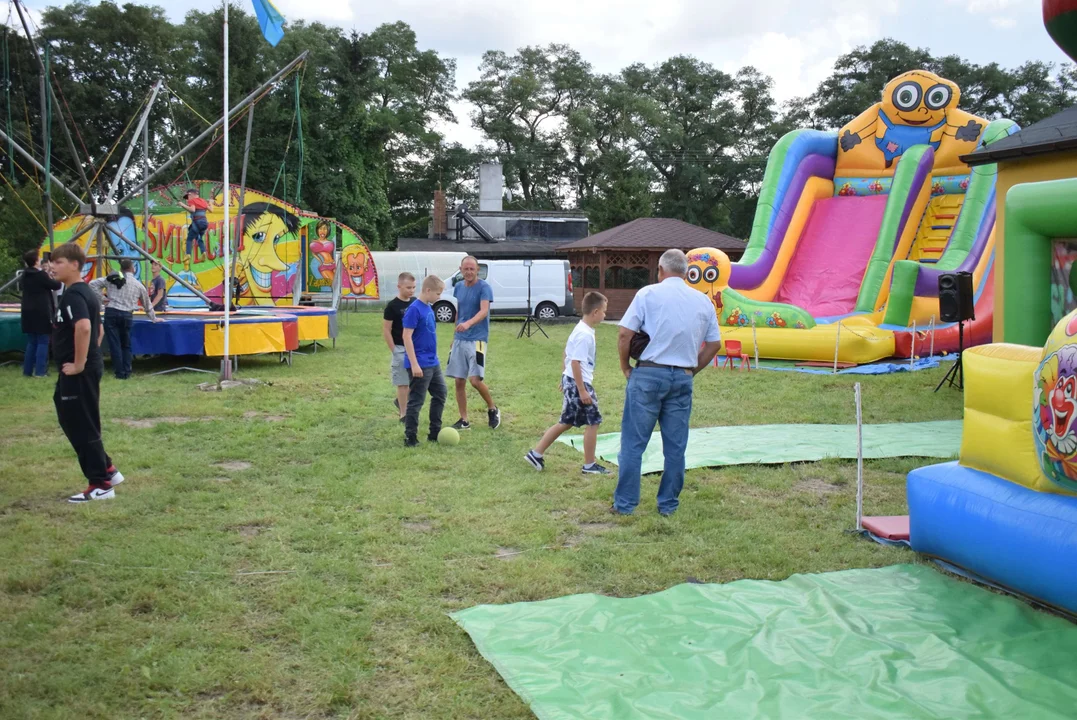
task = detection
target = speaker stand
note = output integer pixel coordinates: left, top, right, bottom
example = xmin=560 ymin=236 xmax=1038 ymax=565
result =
xmin=934 ymin=320 xmax=964 ymax=392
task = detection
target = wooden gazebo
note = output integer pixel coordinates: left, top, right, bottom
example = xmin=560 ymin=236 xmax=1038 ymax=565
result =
xmin=559 ymin=218 xmax=746 ymax=319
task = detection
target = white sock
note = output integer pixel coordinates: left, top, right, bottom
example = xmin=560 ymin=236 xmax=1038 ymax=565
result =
xmin=531 ymin=449 xmax=543 ymax=458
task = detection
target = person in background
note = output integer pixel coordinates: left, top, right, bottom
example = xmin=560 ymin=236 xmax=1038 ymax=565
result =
xmin=446 ymin=256 xmax=501 ymax=431
xmin=178 ymin=188 xmax=210 ymax=264
xmin=19 ymin=249 xmax=63 ymax=378
xmin=148 ymin=260 xmax=167 ymax=312
xmin=383 ymin=271 xmax=417 ymax=423
xmin=89 ymin=258 xmax=157 ymax=380
xmin=49 ymin=242 xmax=124 ymax=503
xmin=612 ymin=249 xmax=723 ymax=517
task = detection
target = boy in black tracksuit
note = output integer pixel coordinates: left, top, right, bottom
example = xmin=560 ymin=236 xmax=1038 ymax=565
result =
xmin=50 ymin=243 xmax=124 ymax=503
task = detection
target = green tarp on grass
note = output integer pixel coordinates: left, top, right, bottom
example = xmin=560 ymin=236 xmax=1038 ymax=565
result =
xmin=452 ymin=564 xmax=1077 ymax=720
xmin=557 ymin=420 xmax=961 ymax=474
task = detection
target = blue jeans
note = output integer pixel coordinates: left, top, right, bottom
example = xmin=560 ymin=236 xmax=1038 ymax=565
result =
xmin=186 ymin=218 xmax=208 ymax=256
xmin=103 ymin=307 xmax=134 ymax=379
xmin=23 ymin=333 xmax=50 ymax=376
xmin=614 ymin=366 xmax=694 ymax=515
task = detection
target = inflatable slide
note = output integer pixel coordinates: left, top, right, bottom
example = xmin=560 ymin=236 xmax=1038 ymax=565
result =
xmin=688 ymin=70 xmax=1017 ymax=363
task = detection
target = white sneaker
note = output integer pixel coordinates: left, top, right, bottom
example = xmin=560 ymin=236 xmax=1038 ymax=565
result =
xmin=68 ymin=486 xmax=116 ymax=503
xmin=107 ymin=468 xmax=125 ymax=486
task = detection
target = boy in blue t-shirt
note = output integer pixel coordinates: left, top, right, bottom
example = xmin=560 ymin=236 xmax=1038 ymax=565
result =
xmin=402 ymin=275 xmax=448 ymax=447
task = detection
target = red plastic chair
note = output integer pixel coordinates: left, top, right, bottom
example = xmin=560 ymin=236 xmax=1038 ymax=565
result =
xmin=722 ymin=340 xmax=751 ymax=371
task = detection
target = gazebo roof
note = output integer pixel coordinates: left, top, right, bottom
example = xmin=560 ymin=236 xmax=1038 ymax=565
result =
xmin=558 ymin=218 xmax=746 ymax=252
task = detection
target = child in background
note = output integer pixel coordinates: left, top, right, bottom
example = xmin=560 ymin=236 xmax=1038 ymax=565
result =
xmin=19 ymin=249 xmax=63 ymax=378
xmin=526 ymin=291 xmax=610 ymax=474
xmin=382 ymin=272 xmax=417 ymax=422
xmin=49 ymin=243 xmax=125 ymax=502
xmin=402 ymin=275 xmax=447 ymax=447
xmin=177 ymin=188 xmax=210 ymax=263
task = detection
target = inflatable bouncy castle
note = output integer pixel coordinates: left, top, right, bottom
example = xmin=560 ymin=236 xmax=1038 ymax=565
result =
xmin=689 ymin=71 xmax=1017 ymax=363
xmin=907 ymin=314 xmax=1077 ymax=615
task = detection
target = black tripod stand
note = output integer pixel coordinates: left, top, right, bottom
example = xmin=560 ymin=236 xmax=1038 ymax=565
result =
xmin=518 ymin=261 xmax=548 ymax=339
xmin=934 ymin=319 xmax=964 ymax=392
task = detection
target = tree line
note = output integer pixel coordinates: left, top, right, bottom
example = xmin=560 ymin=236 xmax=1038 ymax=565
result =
xmin=2 ymin=1 xmax=1075 ymax=280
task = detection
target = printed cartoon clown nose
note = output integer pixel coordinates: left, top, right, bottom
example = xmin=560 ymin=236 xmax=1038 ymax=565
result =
xmin=1045 ymin=0 xmax=1077 ymax=62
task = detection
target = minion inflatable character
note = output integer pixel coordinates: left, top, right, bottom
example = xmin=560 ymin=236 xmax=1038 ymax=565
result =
xmin=685 ymin=247 xmax=731 ymax=315
xmin=837 ymin=70 xmax=985 ymax=173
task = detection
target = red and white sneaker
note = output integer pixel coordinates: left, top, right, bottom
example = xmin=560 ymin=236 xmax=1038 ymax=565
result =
xmin=68 ymin=486 xmax=115 ymax=503
xmin=107 ymin=466 xmax=125 ymax=486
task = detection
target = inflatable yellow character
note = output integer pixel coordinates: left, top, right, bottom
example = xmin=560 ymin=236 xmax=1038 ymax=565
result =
xmin=837 ymin=70 xmax=985 ymax=172
xmin=686 ymin=247 xmax=731 ymax=315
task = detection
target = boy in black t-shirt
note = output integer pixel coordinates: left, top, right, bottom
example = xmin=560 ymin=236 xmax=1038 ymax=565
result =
xmin=382 ymin=272 xmax=417 ymax=422
xmin=51 ymin=243 xmax=124 ymax=503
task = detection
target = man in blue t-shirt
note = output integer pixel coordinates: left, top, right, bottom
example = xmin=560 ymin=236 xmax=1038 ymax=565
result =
xmin=446 ymin=256 xmax=501 ymax=430
xmin=402 ymin=275 xmax=448 ymax=447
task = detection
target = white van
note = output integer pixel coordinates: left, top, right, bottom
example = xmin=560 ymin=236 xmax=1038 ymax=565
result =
xmin=371 ymin=251 xmax=467 ymax=300
xmin=434 ymin=259 xmax=574 ymax=323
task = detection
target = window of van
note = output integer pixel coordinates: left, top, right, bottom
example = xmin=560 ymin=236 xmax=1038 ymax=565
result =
xmin=451 ymin=264 xmax=489 ymax=285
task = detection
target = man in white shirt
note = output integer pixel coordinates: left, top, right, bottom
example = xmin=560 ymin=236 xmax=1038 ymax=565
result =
xmin=613 ymin=249 xmax=723 ymax=516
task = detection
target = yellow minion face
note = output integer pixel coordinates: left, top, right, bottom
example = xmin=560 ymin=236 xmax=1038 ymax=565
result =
xmin=686 ymin=247 xmax=731 ymax=313
xmin=880 ymin=70 xmax=960 ymax=128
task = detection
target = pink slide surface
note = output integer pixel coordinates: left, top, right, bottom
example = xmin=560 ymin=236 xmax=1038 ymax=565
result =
xmin=774 ymin=195 xmax=888 ymax=318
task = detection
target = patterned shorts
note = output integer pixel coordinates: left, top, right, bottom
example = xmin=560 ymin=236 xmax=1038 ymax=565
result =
xmin=560 ymin=376 xmax=602 ymax=427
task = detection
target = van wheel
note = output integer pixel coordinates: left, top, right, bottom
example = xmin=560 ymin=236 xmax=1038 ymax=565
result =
xmin=433 ymin=302 xmax=456 ymax=324
xmin=535 ymin=302 xmax=559 ymax=320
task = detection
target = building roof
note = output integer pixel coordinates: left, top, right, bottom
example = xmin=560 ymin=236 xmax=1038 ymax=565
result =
xmin=962 ymin=106 xmax=1077 ymax=165
xmin=396 ymin=238 xmax=569 ymax=260
xmin=557 ymin=217 xmax=746 ymax=252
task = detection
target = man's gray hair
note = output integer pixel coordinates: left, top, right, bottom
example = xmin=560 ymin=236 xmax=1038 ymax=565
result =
xmin=658 ymin=249 xmax=689 ymax=277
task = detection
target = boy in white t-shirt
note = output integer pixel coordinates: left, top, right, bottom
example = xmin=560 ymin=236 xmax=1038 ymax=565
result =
xmin=525 ymin=292 xmax=609 ymax=474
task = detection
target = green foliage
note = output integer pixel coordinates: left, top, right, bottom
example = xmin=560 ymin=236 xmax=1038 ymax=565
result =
xmin=2 ymin=10 xmax=1075 ymax=271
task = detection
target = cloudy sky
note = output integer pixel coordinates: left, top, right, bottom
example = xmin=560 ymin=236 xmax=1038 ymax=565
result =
xmin=16 ymin=0 xmax=1074 ymax=146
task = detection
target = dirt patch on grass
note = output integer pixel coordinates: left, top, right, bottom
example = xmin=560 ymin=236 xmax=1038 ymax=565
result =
xmin=793 ymin=478 xmax=844 ymax=497
xmin=213 ymin=461 xmax=252 ymax=472
xmin=578 ymin=521 xmax=616 ymax=534
xmin=401 ymin=520 xmax=434 ymax=533
xmin=494 ymin=547 xmax=522 ymax=560
xmin=212 ymin=477 xmax=233 ymax=483
xmin=234 ymin=525 xmax=265 ymax=537
xmin=242 ymin=411 xmax=289 ymax=422
xmin=115 ymin=416 xmax=207 ymax=429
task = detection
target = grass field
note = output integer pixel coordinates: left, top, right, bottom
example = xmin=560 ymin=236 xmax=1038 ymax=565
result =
xmin=0 ymin=314 xmax=964 ymax=719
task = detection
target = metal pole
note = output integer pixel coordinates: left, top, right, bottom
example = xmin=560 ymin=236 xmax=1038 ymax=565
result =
xmin=222 ymin=0 xmax=232 ymax=381
xmin=38 ymin=65 xmax=53 ymax=249
xmin=751 ymin=318 xmax=758 ymax=369
xmin=0 ymin=270 xmax=23 ymax=296
xmin=107 ymin=80 xmax=163 ymax=201
xmin=833 ymin=322 xmax=842 ymax=374
xmin=929 ymin=315 xmax=936 ymax=359
xmin=13 ymin=0 xmax=93 ymax=198
xmin=233 ymin=105 xmax=254 ymax=284
xmin=909 ymin=321 xmax=917 ymax=370
xmin=118 ymin=51 xmax=309 ymax=206
xmin=0 ymin=127 xmax=85 ymax=207
xmin=142 ymin=115 xmax=150 ymax=254
xmin=854 ymin=382 xmax=864 ymax=531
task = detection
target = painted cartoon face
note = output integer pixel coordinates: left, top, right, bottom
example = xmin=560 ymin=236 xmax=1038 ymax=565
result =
xmin=342 ymin=248 xmax=368 ymax=294
xmin=1050 ymin=375 xmax=1077 ymax=452
xmin=880 ymin=70 xmax=960 ymax=128
xmin=241 ymin=214 xmax=289 ymax=300
xmin=685 ymin=247 xmax=731 ymax=313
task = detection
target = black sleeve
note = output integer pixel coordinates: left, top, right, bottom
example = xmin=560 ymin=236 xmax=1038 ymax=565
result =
xmin=42 ymin=274 xmax=63 ymax=291
xmin=382 ymin=302 xmax=395 ymax=321
xmin=63 ymin=291 xmax=91 ymax=323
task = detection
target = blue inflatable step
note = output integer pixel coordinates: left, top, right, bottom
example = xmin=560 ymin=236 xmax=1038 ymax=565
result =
xmin=908 ymin=462 xmax=1077 ymax=615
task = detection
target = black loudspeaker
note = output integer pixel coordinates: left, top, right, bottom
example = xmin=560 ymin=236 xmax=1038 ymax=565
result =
xmin=938 ymin=271 xmax=975 ymax=323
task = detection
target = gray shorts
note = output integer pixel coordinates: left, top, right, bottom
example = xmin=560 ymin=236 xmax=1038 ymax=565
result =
xmin=446 ymin=339 xmax=486 ymax=379
xmin=390 ymin=346 xmax=409 ymax=386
